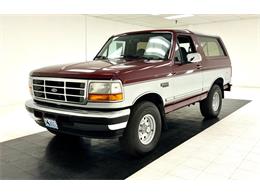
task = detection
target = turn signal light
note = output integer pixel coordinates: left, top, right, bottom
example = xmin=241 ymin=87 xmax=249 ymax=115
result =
xmin=88 ymin=93 xmax=123 ymax=102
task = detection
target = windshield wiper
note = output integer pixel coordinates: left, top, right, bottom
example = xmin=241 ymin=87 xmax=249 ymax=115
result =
xmin=120 ymin=54 xmax=142 ymax=59
xmin=95 ymin=55 xmax=108 ymax=60
xmin=96 ymin=55 xmax=165 ymax=61
xmin=120 ymin=55 xmax=163 ymax=60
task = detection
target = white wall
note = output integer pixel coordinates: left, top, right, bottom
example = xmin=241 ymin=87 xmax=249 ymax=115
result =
xmin=0 ymin=15 xmax=86 ymax=106
xmin=85 ymin=16 xmax=146 ymax=60
xmin=179 ymin=18 xmax=260 ymax=88
xmin=0 ymin=15 xmax=147 ymax=107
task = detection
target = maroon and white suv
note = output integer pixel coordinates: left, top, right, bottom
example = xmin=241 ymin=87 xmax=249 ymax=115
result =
xmin=26 ymin=29 xmax=232 ymax=156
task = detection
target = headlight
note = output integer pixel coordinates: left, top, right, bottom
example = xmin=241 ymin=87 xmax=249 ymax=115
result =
xmin=88 ymin=81 xmax=123 ymax=102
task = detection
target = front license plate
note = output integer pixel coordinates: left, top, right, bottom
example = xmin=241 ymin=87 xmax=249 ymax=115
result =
xmin=44 ymin=118 xmax=58 ymax=129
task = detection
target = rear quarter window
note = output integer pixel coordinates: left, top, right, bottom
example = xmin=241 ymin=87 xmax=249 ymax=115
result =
xmin=198 ymin=36 xmax=226 ymax=57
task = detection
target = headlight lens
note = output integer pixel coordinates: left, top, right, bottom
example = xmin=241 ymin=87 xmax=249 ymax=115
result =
xmin=88 ymin=82 xmax=123 ymax=102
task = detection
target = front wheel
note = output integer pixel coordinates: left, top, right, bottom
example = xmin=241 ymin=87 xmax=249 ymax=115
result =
xmin=120 ymin=101 xmax=162 ymax=156
xmin=200 ymin=84 xmax=222 ymax=119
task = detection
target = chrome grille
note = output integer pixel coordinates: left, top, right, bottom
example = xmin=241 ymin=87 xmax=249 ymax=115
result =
xmin=32 ymin=77 xmax=87 ymax=104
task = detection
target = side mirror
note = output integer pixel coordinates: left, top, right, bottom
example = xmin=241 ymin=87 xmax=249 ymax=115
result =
xmin=187 ymin=53 xmax=202 ymax=63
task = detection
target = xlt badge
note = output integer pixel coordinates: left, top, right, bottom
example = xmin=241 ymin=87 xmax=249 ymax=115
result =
xmin=160 ymin=82 xmax=169 ymax=88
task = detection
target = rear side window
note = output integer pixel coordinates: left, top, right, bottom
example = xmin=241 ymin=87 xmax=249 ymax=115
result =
xmin=198 ymin=36 xmax=226 ymax=57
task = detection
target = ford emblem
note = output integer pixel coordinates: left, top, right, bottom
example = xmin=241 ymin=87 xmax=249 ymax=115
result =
xmin=51 ymin=88 xmax=58 ymax=93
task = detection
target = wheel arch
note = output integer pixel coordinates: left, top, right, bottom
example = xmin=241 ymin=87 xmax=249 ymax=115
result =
xmin=210 ymin=77 xmax=224 ymax=98
xmin=133 ymin=92 xmax=164 ymax=112
xmin=132 ymin=92 xmax=167 ymax=130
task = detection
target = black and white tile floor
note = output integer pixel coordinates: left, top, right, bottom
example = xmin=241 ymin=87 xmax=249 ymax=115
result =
xmin=0 ymin=98 xmax=250 ymax=179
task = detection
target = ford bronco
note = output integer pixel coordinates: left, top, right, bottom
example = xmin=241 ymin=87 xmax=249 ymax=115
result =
xmin=26 ymin=29 xmax=232 ymax=156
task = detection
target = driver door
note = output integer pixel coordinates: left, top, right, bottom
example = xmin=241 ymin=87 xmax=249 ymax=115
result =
xmin=172 ymin=34 xmax=203 ymax=101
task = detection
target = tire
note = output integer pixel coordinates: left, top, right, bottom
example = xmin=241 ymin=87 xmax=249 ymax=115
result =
xmin=120 ymin=101 xmax=162 ymax=157
xmin=200 ymin=84 xmax=222 ymax=119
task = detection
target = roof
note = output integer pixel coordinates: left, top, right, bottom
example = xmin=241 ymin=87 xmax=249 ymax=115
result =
xmin=114 ymin=29 xmax=219 ymax=38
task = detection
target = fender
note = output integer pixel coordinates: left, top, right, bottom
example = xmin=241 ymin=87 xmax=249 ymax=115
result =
xmin=132 ymin=91 xmax=165 ymax=106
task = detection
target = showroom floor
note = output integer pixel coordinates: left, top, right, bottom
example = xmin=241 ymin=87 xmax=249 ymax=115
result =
xmin=0 ymin=87 xmax=260 ymax=180
xmin=129 ymin=87 xmax=260 ymax=180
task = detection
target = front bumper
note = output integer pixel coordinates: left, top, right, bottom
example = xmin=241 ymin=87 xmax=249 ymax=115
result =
xmin=25 ymin=100 xmax=130 ymax=138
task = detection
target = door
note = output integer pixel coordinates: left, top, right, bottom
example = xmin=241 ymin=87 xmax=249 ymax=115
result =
xmin=171 ymin=35 xmax=203 ymax=101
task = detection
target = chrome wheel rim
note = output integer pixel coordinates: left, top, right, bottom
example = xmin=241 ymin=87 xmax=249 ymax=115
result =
xmin=138 ymin=114 xmax=156 ymax=145
xmin=212 ymin=92 xmax=220 ymax=112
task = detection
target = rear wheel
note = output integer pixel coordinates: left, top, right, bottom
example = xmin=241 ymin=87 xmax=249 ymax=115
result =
xmin=200 ymin=84 xmax=222 ymax=119
xmin=120 ymin=101 xmax=162 ymax=156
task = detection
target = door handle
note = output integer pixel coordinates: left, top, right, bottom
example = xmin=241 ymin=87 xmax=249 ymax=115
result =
xmin=196 ymin=64 xmax=202 ymax=69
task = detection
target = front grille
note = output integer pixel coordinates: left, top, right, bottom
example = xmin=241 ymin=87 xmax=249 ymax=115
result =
xmin=32 ymin=78 xmax=87 ymax=104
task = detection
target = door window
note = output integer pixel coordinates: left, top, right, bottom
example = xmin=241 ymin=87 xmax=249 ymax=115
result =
xmin=176 ymin=35 xmax=196 ymax=63
xmin=174 ymin=44 xmax=182 ymax=63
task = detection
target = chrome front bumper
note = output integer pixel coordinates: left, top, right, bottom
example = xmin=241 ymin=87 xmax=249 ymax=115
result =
xmin=25 ymin=100 xmax=130 ymax=131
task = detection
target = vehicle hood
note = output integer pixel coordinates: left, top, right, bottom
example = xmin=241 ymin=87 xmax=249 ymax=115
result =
xmin=31 ymin=59 xmax=172 ymax=84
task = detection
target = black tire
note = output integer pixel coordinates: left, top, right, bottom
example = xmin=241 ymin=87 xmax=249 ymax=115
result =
xmin=200 ymin=84 xmax=222 ymax=119
xmin=120 ymin=101 xmax=162 ymax=157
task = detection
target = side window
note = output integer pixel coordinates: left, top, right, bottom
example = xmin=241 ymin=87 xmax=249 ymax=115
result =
xmin=174 ymin=44 xmax=182 ymax=62
xmin=176 ymin=35 xmax=196 ymax=63
xmin=198 ymin=36 xmax=225 ymax=57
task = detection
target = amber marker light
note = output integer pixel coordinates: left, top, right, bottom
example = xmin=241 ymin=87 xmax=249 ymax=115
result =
xmin=88 ymin=93 xmax=123 ymax=102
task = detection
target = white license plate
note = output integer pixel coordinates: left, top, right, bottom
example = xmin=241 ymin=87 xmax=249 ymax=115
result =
xmin=44 ymin=118 xmax=58 ymax=129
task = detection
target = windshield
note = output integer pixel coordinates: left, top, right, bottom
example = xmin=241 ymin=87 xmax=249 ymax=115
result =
xmin=95 ymin=33 xmax=172 ymax=61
